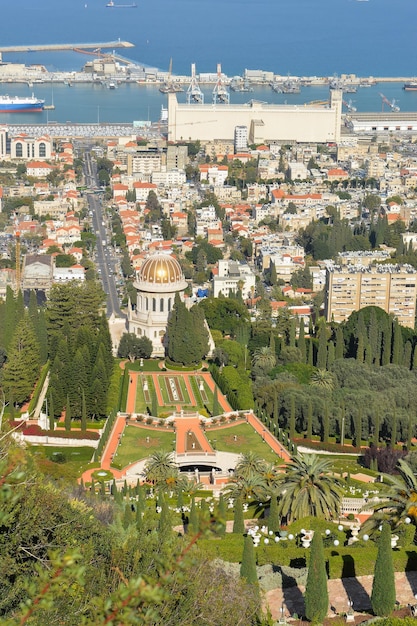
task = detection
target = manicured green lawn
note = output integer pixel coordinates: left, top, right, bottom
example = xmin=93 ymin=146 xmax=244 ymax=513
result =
xmin=124 ymin=359 xmax=162 ymax=372
xmin=206 ymin=423 xmax=283 ymax=464
xmin=112 ymin=425 xmax=176 ymax=469
xmin=29 ymin=445 xmax=96 ymax=481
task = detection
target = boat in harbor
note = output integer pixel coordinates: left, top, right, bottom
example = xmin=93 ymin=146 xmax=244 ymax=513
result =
xmin=106 ymin=1 xmax=137 ymax=6
xmin=0 ymin=94 xmax=45 ymax=113
xmin=403 ymin=81 xmax=417 ymax=91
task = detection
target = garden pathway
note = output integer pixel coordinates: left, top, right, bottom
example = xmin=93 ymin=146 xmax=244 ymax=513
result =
xmin=246 ymin=412 xmax=291 ymax=462
xmin=198 ymin=372 xmax=232 ymax=412
xmin=265 ymin=571 xmax=417 ymax=621
xmin=126 ymin=371 xmax=138 ymax=414
xmin=175 ymin=417 xmax=213 ymax=454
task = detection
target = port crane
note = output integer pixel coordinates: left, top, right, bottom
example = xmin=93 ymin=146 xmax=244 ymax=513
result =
xmin=212 ymin=63 xmax=229 ymax=104
xmin=379 ymin=92 xmax=400 ymax=112
xmin=342 ymin=99 xmax=357 ymax=112
xmin=186 ymin=63 xmax=204 ymax=104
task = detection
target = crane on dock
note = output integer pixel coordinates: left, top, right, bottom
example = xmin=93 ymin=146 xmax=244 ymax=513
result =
xmin=186 ymin=63 xmax=204 ymax=104
xmin=379 ymin=92 xmax=400 ymax=112
xmin=342 ymin=99 xmax=357 ymax=112
xmin=212 ymin=63 xmax=229 ymax=104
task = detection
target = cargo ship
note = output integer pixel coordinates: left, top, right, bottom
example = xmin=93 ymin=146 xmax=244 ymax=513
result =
xmin=0 ymin=94 xmax=45 ymax=113
xmin=403 ymin=82 xmax=417 ymax=91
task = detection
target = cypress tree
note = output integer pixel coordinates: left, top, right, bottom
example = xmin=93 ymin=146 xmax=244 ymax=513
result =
xmin=317 ymin=324 xmax=327 ymax=369
xmin=306 ymin=399 xmax=313 ymax=440
xmin=189 ymin=497 xmax=198 ymax=534
xmin=65 ymin=395 xmax=71 ymax=431
xmin=307 ymin=340 xmax=314 ymax=366
xmin=81 ymin=389 xmax=87 ymax=431
xmin=403 ymin=341 xmax=413 ymax=370
xmin=371 ymin=523 xmax=395 ymax=616
xmin=392 ymin=321 xmax=403 ymax=365
xmin=240 ymin=534 xmax=258 ymax=585
xmin=48 ymin=394 xmax=55 ymax=431
xmin=327 ymin=340 xmax=335 ymax=369
xmin=322 ymin=402 xmax=329 ymax=443
xmin=368 ymin=309 xmax=379 ymax=364
xmin=335 ymin=325 xmax=344 ymax=360
xmin=373 ymin=410 xmax=380 ymax=445
xmin=233 ymin=496 xmax=245 ymax=534
xmin=407 ymin=412 xmax=414 ymax=450
xmin=218 ymin=494 xmax=227 ymax=536
xmin=354 ymin=408 xmax=362 ymax=447
xmin=268 ymin=493 xmax=280 ymax=534
xmin=158 ymin=497 xmax=172 ymax=536
xmin=273 ymin=389 xmax=279 ymax=423
xmin=122 ymin=503 xmax=134 ymax=529
xmin=304 ymin=531 xmax=329 ymax=623
xmin=381 ymin=320 xmax=392 ymax=366
xmin=298 ymin=320 xmax=306 ymax=363
xmin=289 ymin=318 xmax=297 ymax=348
xmin=391 ymin=408 xmax=398 ymax=446
xmin=356 ymin=331 xmax=365 ymax=364
xmin=289 ymin=395 xmax=296 ymax=440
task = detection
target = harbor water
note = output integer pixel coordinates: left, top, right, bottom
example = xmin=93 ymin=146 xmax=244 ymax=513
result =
xmin=0 ymin=81 xmax=415 ymax=126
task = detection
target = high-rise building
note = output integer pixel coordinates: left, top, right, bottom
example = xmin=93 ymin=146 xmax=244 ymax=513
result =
xmin=234 ymin=126 xmax=248 ymax=153
xmin=324 ymin=264 xmax=417 ymax=328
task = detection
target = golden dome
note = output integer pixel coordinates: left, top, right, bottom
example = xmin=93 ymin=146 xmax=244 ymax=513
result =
xmin=136 ymin=252 xmax=187 ymax=293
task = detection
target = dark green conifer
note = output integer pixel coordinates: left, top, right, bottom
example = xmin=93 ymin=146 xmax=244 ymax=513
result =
xmin=65 ymin=395 xmax=71 ymax=431
xmin=371 ymin=522 xmax=395 ymax=616
xmin=289 ymin=395 xmax=296 ymax=440
xmin=335 ymin=325 xmax=344 ymax=360
xmin=298 ymin=320 xmax=306 ymax=363
xmin=268 ymin=493 xmax=280 ymax=534
xmin=306 ymin=399 xmax=313 ymax=440
xmin=240 ymin=534 xmax=258 ymax=585
xmin=189 ymin=497 xmax=198 ymax=534
xmin=233 ymin=496 xmax=245 ymax=534
xmin=317 ymin=324 xmax=327 ymax=369
xmin=304 ymin=531 xmax=328 ymax=623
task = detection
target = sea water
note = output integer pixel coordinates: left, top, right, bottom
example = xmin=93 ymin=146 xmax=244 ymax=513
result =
xmin=0 ymin=0 xmax=416 ymax=123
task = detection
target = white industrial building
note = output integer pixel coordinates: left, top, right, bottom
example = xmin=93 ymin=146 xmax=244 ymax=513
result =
xmin=167 ymin=90 xmax=342 ymax=143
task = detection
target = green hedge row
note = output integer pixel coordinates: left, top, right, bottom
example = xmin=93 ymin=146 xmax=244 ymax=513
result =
xmin=106 ymin=364 xmax=122 ymax=414
xmin=165 ymin=359 xmax=201 ymax=371
xmin=197 ymin=536 xmax=417 ymax=579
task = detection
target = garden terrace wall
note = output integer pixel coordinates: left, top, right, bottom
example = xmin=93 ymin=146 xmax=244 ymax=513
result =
xmin=15 ymin=434 xmax=99 ymax=448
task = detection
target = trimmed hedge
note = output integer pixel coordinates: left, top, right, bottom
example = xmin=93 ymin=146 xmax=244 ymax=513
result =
xmin=197 ymin=536 xmax=417 ymax=579
xmin=164 ymin=359 xmax=201 ymax=371
xmin=22 ymin=425 xmax=100 ymax=440
xmin=293 ymin=438 xmax=361 ymax=454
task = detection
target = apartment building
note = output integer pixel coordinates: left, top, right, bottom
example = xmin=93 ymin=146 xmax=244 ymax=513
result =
xmin=324 ymin=264 xmax=417 ymax=328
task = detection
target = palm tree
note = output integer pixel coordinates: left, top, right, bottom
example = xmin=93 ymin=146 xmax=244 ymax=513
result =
xmin=277 ymin=453 xmax=343 ymax=522
xmin=223 ymin=470 xmax=268 ymax=502
xmin=252 ymin=346 xmax=276 ymax=371
xmin=234 ymin=451 xmax=268 ymax=480
xmin=142 ymin=451 xmax=178 ymax=488
xmin=361 ymin=459 xmax=417 ymax=534
xmin=310 ymin=369 xmax=335 ymax=391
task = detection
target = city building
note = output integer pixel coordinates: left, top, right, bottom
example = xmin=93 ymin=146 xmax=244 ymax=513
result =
xmin=212 ymin=259 xmax=256 ymax=299
xmin=234 ymin=126 xmax=248 ymax=152
xmin=324 ymin=264 xmax=417 ymax=328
